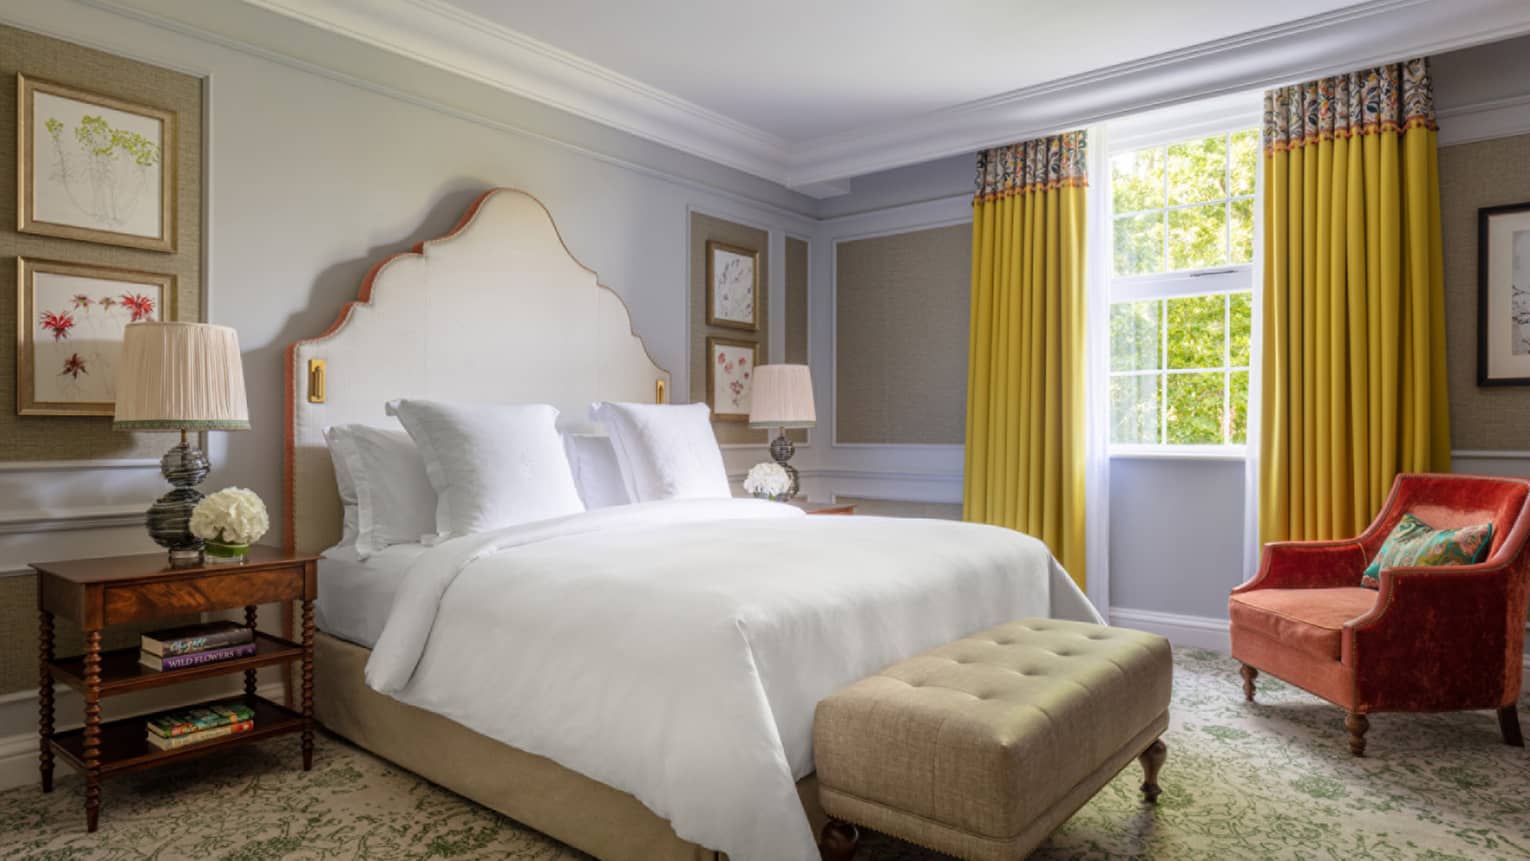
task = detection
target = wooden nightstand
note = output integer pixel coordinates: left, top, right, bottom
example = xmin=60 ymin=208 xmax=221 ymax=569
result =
xmin=31 ymin=546 xmax=319 ymax=832
xmin=787 ymin=500 xmax=857 ymax=516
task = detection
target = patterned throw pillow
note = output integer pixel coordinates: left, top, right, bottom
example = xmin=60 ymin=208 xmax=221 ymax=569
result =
xmin=1361 ymin=513 xmax=1493 ymax=588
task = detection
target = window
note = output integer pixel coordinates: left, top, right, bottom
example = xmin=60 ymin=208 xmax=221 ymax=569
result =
xmin=1108 ymin=128 xmax=1257 ymax=449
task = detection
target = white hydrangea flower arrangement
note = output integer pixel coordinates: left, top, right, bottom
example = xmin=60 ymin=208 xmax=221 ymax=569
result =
xmin=743 ymin=462 xmax=792 ymax=501
xmin=189 ymin=487 xmax=270 ymax=553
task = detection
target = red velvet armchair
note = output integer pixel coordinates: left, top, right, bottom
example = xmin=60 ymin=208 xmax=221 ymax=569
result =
xmin=1230 ymin=473 xmax=1530 ymax=755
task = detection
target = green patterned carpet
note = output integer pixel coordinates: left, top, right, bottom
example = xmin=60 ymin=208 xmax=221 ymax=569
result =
xmin=3 ymin=648 xmax=1529 ymax=860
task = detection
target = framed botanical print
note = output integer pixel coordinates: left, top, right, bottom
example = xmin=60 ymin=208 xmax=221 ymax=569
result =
xmin=706 ymin=336 xmax=758 ymax=422
xmin=705 ymin=240 xmax=759 ymax=331
xmin=17 ymin=258 xmax=176 ymax=416
xmin=1479 ymin=201 xmax=1530 ymax=385
xmin=17 ymin=75 xmax=177 ymax=252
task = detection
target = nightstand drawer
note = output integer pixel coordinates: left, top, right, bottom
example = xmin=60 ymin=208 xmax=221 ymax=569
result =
xmin=103 ymin=567 xmax=304 ymax=625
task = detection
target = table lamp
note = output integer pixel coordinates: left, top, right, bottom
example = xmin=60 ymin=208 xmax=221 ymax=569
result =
xmin=113 ymin=322 xmax=250 ymax=566
xmin=748 ymin=364 xmax=816 ymax=499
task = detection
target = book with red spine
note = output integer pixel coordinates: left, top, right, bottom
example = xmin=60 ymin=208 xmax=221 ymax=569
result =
xmin=145 ymin=719 xmax=255 ymax=750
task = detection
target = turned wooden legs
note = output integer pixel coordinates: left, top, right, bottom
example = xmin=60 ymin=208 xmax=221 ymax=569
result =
xmin=1345 ymin=712 xmax=1369 ymax=757
xmin=300 ymin=598 xmax=315 ymax=771
xmin=1500 ymin=705 xmax=1524 ymax=747
xmin=244 ymin=605 xmax=259 ymax=698
xmin=1139 ymin=738 xmax=1167 ymax=803
xmin=819 ymin=819 xmax=859 ymax=861
xmin=1239 ymin=663 xmax=1258 ymax=702
xmin=38 ymin=610 xmax=54 ymax=794
xmin=82 ymin=629 xmax=102 ymax=832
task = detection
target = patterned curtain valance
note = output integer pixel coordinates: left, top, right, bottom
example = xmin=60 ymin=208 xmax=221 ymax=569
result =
xmin=1264 ymin=57 xmax=1435 ymax=154
xmin=974 ymin=130 xmax=1088 ymax=203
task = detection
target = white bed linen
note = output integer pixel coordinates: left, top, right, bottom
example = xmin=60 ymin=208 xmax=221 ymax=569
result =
xmin=366 ymin=499 xmax=1098 ymax=861
xmin=316 ymin=543 xmax=431 ymax=648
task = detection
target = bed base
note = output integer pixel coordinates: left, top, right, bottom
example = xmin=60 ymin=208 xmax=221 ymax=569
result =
xmin=314 ymin=631 xmax=827 ymax=861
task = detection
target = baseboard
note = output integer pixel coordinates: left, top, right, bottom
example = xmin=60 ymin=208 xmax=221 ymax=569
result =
xmin=0 ymin=680 xmax=287 ymax=792
xmin=1110 ymin=607 xmax=1230 ymax=652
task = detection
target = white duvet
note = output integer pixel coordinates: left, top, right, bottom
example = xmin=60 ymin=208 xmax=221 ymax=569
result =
xmin=366 ymin=498 xmax=1099 ymax=861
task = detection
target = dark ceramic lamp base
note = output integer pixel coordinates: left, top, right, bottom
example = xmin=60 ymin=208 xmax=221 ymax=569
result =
xmin=769 ymin=431 xmax=800 ymax=499
xmin=147 ymin=432 xmax=209 ymax=567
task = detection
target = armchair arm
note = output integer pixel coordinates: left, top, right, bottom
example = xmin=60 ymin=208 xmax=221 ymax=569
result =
xmin=1233 ymin=540 xmax=1367 ymax=594
xmin=1344 ymin=564 xmax=1518 ymax=710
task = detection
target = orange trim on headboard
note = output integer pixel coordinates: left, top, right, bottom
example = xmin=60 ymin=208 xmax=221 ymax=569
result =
xmin=281 ymin=188 xmax=501 ymax=553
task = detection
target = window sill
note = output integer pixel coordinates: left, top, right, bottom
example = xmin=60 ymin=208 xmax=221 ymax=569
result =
xmin=1109 ymin=445 xmax=1246 ymax=462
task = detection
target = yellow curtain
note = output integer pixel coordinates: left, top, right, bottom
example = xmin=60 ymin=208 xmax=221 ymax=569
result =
xmin=964 ymin=131 xmax=1089 ymax=588
xmin=1260 ymin=58 xmax=1451 ymax=543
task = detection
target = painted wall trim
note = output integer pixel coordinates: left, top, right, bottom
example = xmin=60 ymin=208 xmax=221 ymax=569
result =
xmin=1454 ymin=450 xmax=1530 ymax=460
xmin=0 ymin=505 xmax=145 ymax=536
xmin=184 ymin=0 xmax=1530 ymax=189
xmin=1109 ymin=607 xmax=1232 ymax=652
xmin=1438 ymin=93 xmax=1530 ymax=147
xmin=0 ymin=459 xmax=160 ymax=472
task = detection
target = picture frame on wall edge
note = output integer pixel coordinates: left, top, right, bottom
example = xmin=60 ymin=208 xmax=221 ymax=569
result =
xmin=17 ymin=74 xmax=178 ymax=253
xmin=706 ymin=336 xmax=759 ymax=423
xmin=705 ymin=239 xmax=760 ymax=331
xmin=1478 ymin=201 xmax=1530 ymax=386
xmin=17 ymin=257 xmax=177 ymax=416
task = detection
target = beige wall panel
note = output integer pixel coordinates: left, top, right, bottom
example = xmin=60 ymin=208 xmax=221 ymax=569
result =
xmin=0 ymin=23 xmax=203 ymax=461
xmin=1440 ymin=135 xmax=1530 ymax=451
xmin=786 ymin=236 xmax=808 ymax=364
xmin=689 ymin=212 xmax=770 ymax=445
xmin=835 ymin=224 xmax=970 ymax=444
xmin=836 ymin=497 xmax=962 ymax=520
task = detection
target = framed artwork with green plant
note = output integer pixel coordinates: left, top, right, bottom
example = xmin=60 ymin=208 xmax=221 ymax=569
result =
xmin=17 ymin=75 xmax=177 ymax=252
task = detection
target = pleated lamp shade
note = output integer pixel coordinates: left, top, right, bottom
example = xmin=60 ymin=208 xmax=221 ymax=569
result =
xmin=113 ymin=322 xmax=250 ymax=431
xmin=748 ymin=364 xmax=816 ymax=429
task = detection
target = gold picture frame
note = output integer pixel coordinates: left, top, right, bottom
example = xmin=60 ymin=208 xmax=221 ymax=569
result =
xmin=17 ymin=75 xmax=178 ymax=252
xmin=17 ymin=257 xmax=178 ymax=416
xmin=705 ymin=239 xmax=759 ymax=331
xmin=706 ymin=335 xmax=759 ymax=423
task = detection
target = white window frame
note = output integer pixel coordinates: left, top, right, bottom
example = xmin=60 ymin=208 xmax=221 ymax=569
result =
xmin=1104 ymin=96 xmax=1262 ymax=460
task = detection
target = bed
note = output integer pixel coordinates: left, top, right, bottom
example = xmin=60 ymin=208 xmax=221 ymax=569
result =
xmin=284 ymin=188 xmax=1099 ymax=861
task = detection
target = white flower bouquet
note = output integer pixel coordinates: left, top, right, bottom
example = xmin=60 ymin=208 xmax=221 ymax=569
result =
xmin=744 ymin=462 xmax=792 ymax=501
xmin=190 ymin=487 xmax=269 ymax=559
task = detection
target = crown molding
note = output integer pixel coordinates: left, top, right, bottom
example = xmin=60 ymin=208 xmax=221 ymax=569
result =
xmin=787 ymin=0 xmax=1530 ymax=186
xmin=130 ymin=0 xmax=1530 ymax=193
xmin=235 ymin=0 xmax=797 ymax=187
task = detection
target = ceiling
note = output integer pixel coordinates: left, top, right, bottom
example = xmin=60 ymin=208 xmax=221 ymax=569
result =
xmin=236 ymin=0 xmax=1530 ymax=194
xmin=439 ymin=0 xmax=1365 ymax=142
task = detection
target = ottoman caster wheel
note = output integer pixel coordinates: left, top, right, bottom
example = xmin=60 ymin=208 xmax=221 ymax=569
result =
xmin=819 ymin=819 xmax=860 ymax=861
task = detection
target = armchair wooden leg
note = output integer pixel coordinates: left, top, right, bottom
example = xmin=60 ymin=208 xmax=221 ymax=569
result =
xmin=1345 ymin=712 xmax=1369 ymax=757
xmin=1239 ymin=663 xmax=1258 ymax=702
xmin=819 ymin=819 xmax=859 ymax=861
xmin=1138 ymin=738 xmax=1167 ymax=803
xmin=1499 ymin=705 xmax=1524 ymax=747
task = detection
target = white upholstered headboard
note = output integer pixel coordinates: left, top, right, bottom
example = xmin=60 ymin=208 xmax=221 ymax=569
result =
xmin=284 ymin=188 xmax=670 ymax=554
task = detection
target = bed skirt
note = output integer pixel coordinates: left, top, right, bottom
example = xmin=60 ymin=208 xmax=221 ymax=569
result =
xmin=314 ymin=631 xmax=826 ymax=860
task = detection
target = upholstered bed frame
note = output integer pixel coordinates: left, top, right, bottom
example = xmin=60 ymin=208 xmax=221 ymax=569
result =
xmin=283 ymin=189 xmax=822 ymax=860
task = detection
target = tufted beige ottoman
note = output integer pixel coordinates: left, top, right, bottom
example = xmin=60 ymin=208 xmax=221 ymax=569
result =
xmin=813 ymin=618 xmax=1172 ymax=861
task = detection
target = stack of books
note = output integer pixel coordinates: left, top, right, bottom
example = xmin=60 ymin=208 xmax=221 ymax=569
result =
xmin=139 ymin=621 xmax=257 ymax=672
xmin=145 ymin=701 xmax=255 ymax=750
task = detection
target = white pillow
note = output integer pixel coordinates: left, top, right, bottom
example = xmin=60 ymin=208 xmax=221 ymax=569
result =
xmin=390 ymin=400 xmax=584 ymax=537
xmin=589 ymin=402 xmax=731 ymax=501
xmin=563 ymin=433 xmax=631 ymax=509
xmin=325 ymin=424 xmax=436 ymax=557
xmin=323 ymin=426 xmax=361 ymax=548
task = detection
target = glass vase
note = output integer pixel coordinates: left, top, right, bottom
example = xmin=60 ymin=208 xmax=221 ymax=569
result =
xmin=203 ymin=540 xmax=250 ymax=565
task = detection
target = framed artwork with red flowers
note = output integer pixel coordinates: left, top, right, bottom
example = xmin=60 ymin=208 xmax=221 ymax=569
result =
xmin=16 ymin=257 xmax=176 ymax=416
xmin=706 ymin=335 xmax=758 ymax=422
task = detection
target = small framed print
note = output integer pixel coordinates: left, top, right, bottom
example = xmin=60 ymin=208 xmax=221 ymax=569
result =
xmin=706 ymin=336 xmax=758 ymax=422
xmin=18 ymin=75 xmax=177 ymax=252
xmin=17 ymin=258 xmax=176 ymax=416
xmin=705 ymin=240 xmax=759 ymax=331
xmin=1479 ymin=201 xmax=1530 ymax=385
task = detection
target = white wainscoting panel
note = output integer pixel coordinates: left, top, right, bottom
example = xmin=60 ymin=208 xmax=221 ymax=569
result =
xmin=1109 ymin=607 xmax=1231 ymax=652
